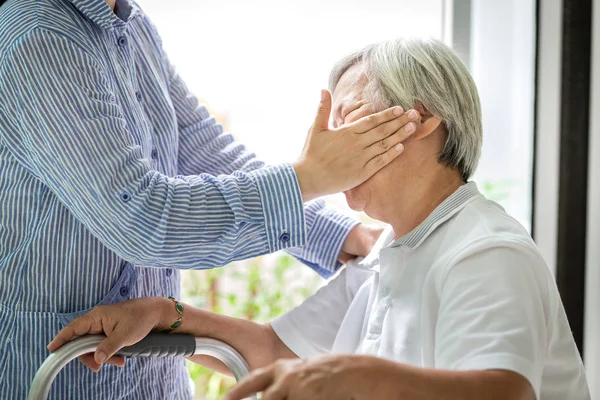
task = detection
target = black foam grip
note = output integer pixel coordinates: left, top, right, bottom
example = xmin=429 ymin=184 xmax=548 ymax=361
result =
xmin=117 ymin=333 xmax=196 ymax=358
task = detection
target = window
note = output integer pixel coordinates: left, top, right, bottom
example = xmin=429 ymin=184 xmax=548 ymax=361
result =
xmin=468 ymin=0 xmax=536 ymax=233
xmin=139 ymin=0 xmax=444 ymax=167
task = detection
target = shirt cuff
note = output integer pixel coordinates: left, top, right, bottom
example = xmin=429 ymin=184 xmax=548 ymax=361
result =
xmin=249 ymin=164 xmax=306 ymax=253
xmin=302 ymin=203 xmax=360 ymax=276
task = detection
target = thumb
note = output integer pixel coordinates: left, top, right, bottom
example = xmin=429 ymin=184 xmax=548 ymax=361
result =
xmin=95 ymin=326 xmax=130 ymax=364
xmin=313 ymin=90 xmax=332 ymax=132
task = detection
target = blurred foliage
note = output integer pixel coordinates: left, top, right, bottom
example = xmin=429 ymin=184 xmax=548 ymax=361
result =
xmin=479 ymin=179 xmax=519 ymax=203
xmin=181 ymin=253 xmax=323 ymax=399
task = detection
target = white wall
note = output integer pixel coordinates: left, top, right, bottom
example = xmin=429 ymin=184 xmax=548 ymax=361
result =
xmin=584 ymin=0 xmax=600 ymax=396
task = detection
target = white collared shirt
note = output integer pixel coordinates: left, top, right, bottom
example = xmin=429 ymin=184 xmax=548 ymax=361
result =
xmin=271 ymin=182 xmax=590 ymax=399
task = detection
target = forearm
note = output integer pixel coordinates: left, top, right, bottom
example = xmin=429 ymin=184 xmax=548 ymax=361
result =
xmin=353 ymin=356 xmax=533 ymax=400
xmin=158 ymin=299 xmax=296 ymax=373
xmin=65 ymin=166 xmax=303 ymax=269
xmin=177 ymin=116 xmax=359 ymax=277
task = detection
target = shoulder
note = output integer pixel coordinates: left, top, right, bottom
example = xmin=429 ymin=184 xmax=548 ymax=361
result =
xmin=426 ymin=196 xmax=551 ymax=292
xmin=0 ymin=0 xmax=100 ymax=64
xmin=438 ymin=196 xmax=540 ymax=261
xmin=450 ymin=197 xmax=533 ymax=246
xmin=128 ymin=1 xmax=165 ymax=50
xmin=0 ymin=28 xmax=103 ymax=84
xmin=0 ymin=0 xmax=41 ymax=58
xmin=129 ymin=1 xmax=160 ymax=35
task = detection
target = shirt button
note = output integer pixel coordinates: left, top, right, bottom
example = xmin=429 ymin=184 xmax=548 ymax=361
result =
xmin=166 ymin=269 xmax=173 ymax=277
xmin=279 ymin=231 xmax=290 ymax=243
xmin=117 ymin=36 xmax=127 ymax=47
xmin=135 ymin=91 xmax=142 ymax=102
xmin=119 ymin=286 xmax=129 ymax=297
xmin=119 ymin=191 xmax=132 ymax=202
xmin=151 ymin=148 xmax=158 ymax=160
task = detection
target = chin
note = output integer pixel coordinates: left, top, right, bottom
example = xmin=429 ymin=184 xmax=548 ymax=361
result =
xmin=344 ymin=189 xmax=369 ymax=212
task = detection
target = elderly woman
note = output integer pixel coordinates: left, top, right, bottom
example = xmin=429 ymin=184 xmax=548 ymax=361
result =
xmin=50 ymin=38 xmax=590 ymax=400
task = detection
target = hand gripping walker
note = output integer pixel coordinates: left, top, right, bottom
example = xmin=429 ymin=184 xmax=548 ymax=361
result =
xmin=27 ymin=333 xmax=258 ymax=400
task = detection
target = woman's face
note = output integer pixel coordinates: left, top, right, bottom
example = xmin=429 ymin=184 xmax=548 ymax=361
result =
xmin=331 ymin=63 xmax=387 ymax=213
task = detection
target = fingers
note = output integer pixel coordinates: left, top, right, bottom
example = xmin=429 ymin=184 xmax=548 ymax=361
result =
xmin=47 ymin=315 xmax=95 ymax=352
xmin=78 ymin=354 xmax=126 ymax=372
xmin=105 ymin=355 xmax=126 ymax=368
xmin=365 ymin=120 xmax=417 ymax=160
xmin=260 ymin=381 xmax=288 ymax=400
xmin=338 ymin=250 xmax=355 ymax=264
xmin=312 ymin=90 xmax=332 ymax=132
xmin=224 ymin=366 xmax=276 ymax=400
xmin=94 ymin=327 xmax=131 ymax=364
xmin=361 ymin=110 xmax=420 ymax=150
xmin=78 ymin=354 xmax=102 ymax=372
xmin=347 ymin=105 xmax=407 ymax=134
xmin=363 ymin=142 xmax=406 ymax=176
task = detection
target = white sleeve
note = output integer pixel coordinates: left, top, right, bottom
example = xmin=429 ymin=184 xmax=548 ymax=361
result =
xmin=271 ymin=261 xmax=371 ymax=358
xmin=435 ymin=240 xmax=548 ymax=399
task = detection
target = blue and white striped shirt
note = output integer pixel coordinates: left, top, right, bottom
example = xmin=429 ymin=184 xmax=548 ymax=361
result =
xmin=0 ymin=0 xmax=357 ymax=398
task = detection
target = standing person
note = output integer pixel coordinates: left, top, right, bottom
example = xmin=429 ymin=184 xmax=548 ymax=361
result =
xmin=0 ymin=0 xmax=419 ymax=398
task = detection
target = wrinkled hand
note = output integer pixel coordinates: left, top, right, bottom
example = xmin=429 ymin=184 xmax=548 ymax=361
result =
xmin=338 ymin=223 xmax=384 ymax=264
xmin=47 ymin=298 xmax=167 ymax=371
xmin=294 ymin=90 xmax=419 ymax=202
xmin=224 ymin=355 xmax=374 ymax=400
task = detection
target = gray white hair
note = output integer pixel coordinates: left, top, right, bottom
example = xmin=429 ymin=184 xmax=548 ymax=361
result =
xmin=329 ymin=38 xmax=482 ymax=181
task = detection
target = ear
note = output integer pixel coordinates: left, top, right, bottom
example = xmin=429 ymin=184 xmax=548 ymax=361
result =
xmin=412 ymin=102 xmax=442 ymax=140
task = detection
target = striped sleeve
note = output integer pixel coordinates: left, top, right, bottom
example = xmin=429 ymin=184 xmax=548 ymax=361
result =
xmin=168 ymin=59 xmax=358 ymax=276
xmin=286 ymin=200 xmax=359 ymax=277
xmin=0 ymin=28 xmax=305 ymax=269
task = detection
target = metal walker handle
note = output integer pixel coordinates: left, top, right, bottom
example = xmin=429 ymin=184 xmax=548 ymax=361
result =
xmin=27 ymin=333 xmax=258 ymax=400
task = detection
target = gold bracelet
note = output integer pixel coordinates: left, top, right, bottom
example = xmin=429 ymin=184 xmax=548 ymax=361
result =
xmin=164 ymin=296 xmax=184 ymax=333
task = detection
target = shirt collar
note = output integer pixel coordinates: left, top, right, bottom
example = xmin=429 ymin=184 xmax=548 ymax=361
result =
xmin=348 ymin=182 xmax=482 ymax=273
xmin=388 ymin=181 xmax=482 ymax=250
xmin=67 ymin=0 xmax=137 ymax=29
